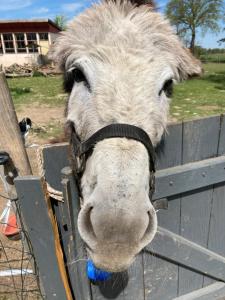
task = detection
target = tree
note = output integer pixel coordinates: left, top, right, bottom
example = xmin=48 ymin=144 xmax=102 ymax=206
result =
xmin=218 ymin=27 xmax=225 ymax=44
xmin=165 ymin=0 xmax=224 ymax=54
xmin=218 ymin=37 xmax=225 ymax=43
xmin=54 ymin=15 xmax=67 ymax=31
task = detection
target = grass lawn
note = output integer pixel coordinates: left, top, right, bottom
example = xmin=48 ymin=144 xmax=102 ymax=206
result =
xmin=6 ymin=63 xmax=225 ymax=141
xmin=7 ymin=75 xmax=67 ymax=142
xmin=7 ymin=75 xmax=67 ymax=109
xmin=200 ymin=53 xmax=225 ymax=63
xmin=170 ymin=63 xmax=225 ymax=121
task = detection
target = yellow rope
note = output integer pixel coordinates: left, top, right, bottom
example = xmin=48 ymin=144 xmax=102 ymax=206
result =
xmin=36 ymin=145 xmax=64 ymax=202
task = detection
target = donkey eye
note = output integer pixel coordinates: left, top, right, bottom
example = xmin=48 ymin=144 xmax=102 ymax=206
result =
xmin=73 ymin=68 xmax=87 ymax=83
xmin=64 ymin=67 xmax=90 ymax=93
xmin=159 ymin=79 xmax=173 ymax=98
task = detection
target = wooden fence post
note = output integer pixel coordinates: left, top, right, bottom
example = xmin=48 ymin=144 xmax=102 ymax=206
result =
xmin=0 ymin=72 xmax=32 ymax=176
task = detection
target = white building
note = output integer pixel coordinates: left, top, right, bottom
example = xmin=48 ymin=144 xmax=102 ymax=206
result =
xmin=0 ymin=19 xmax=61 ymax=67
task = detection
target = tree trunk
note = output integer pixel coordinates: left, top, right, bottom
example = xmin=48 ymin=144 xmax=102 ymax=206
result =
xmin=190 ymin=30 xmax=196 ymax=54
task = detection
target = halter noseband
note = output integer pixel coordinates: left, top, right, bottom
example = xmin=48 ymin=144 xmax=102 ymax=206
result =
xmin=69 ymin=122 xmax=156 ymax=197
xmin=69 ymin=122 xmax=166 ymax=208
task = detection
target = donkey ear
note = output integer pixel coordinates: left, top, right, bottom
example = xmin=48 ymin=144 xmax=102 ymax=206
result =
xmin=177 ymin=47 xmax=202 ymax=80
xmin=106 ymin=0 xmax=155 ymax=8
xmin=129 ymin=0 xmax=155 ymax=7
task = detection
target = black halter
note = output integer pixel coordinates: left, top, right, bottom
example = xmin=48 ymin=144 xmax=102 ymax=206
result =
xmin=69 ymin=122 xmax=157 ymax=200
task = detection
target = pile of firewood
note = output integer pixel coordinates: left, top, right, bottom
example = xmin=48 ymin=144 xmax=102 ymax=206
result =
xmin=4 ymin=63 xmax=61 ymax=78
xmin=5 ymin=64 xmax=33 ymax=77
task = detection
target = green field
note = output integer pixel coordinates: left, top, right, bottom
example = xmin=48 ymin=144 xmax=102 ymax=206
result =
xmin=170 ymin=63 xmax=225 ymax=121
xmin=7 ymin=75 xmax=67 ymax=109
xmin=6 ymin=63 xmax=225 ymax=137
xmin=200 ymin=53 xmax=225 ymax=63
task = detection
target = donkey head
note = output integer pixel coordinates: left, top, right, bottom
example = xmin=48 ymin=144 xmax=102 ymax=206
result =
xmin=50 ymin=0 xmax=201 ymax=272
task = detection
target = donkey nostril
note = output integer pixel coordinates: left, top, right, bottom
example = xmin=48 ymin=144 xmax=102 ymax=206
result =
xmin=140 ymin=210 xmax=156 ymax=243
xmin=79 ymin=205 xmax=97 ymax=243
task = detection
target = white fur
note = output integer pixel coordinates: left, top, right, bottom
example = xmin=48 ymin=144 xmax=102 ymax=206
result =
xmin=50 ymin=0 xmax=202 ymax=272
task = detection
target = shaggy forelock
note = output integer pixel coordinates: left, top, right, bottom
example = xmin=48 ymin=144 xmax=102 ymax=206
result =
xmin=49 ymin=0 xmax=201 ymax=80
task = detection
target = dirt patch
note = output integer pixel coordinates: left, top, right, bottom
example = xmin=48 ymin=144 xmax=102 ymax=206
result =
xmin=16 ymin=104 xmax=66 ymax=145
xmin=168 ymin=116 xmax=178 ymax=123
xmin=197 ymin=105 xmax=220 ymax=111
xmin=17 ymin=104 xmax=65 ymax=125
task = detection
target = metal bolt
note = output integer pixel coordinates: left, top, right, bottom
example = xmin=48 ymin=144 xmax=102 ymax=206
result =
xmin=169 ymin=181 xmax=174 ymax=186
xmin=202 ymin=172 xmax=206 ymax=177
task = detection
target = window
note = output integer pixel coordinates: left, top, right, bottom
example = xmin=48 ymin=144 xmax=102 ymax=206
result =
xmin=15 ymin=33 xmax=26 ymax=53
xmin=26 ymin=33 xmax=38 ymax=53
xmin=39 ymin=33 xmax=48 ymax=41
xmin=3 ymin=34 xmax=15 ymax=53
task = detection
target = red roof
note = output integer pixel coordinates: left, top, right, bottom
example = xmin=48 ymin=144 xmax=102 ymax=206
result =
xmin=0 ymin=19 xmax=61 ymax=33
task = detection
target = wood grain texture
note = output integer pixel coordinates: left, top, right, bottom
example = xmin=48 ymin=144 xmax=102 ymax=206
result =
xmin=203 ymin=116 xmax=225 ymax=287
xmin=61 ymin=167 xmax=92 ymax=300
xmin=153 ymin=156 xmax=225 ymax=200
xmin=218 ymin=114 xmax=225 ymax=156
xmin=144 ymin=123 xmax=183 ymax=300
xmin=91 ymin=255 xmax=145 ymax=300
xmin=15 ymin=176 xmax=70 ymax=300
xmin=178 ymin=116 xmax=221 ymax=296
xmin=147 ymin=227 xmax=225 ymax=282
xmin=156 ymin=123 xmax=183 ymax=170
xmin=0 ymin=72 xmax=32 ymax=176
xmin=174 ymin=282 xmax=225 ymax=300
xmin=42 ymin=144 xmax=69 ymax=191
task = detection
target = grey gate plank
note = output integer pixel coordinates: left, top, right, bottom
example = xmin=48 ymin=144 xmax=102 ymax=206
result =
xmin=174 ymin=282 xmax=225 ymax=300
xmin=91 ymin=254 xmax=145 ymax=300
xmin=42 ymin=143 xmax=69 ymax=191
xmin=122 ymin=255 xmax=145 ymax=299
xmin=156 ymin=122 xmax=183 ymax=170
xmin=204 ymin=115 xmax=225 ymax=287
xmin=144 ymin=123 xmax=183 ymax=300
xmin=61 ymin=167 xmax=92 ymax=300
xmin=147 ymin=227 xmax=225 ymax=282
xmin=218 ymin=114 xmax=225 ymax=155
xmin=182 ymin=116 xmax=220 ymax=162
xmin=153 ymin=156 xmax=225 ymax=200
xmin=15 ymin=176 xmax=68 ymax=300
xmin=178 ymin=116 xmax=221 ymax=296
xmin=204 ymin=183 xmax=225 ymax=287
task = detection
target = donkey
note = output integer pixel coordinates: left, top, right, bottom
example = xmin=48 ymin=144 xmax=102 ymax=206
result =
xmin=50 ymin=0 xmax=201 ymax=272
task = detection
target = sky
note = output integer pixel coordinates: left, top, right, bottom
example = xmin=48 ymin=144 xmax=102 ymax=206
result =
xmin=0 ymin=0 xmax=224 ymax=49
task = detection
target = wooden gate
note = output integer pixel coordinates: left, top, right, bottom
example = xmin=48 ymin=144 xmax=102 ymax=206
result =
xmin=15 ymin=114 xmax=225 ymax=300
